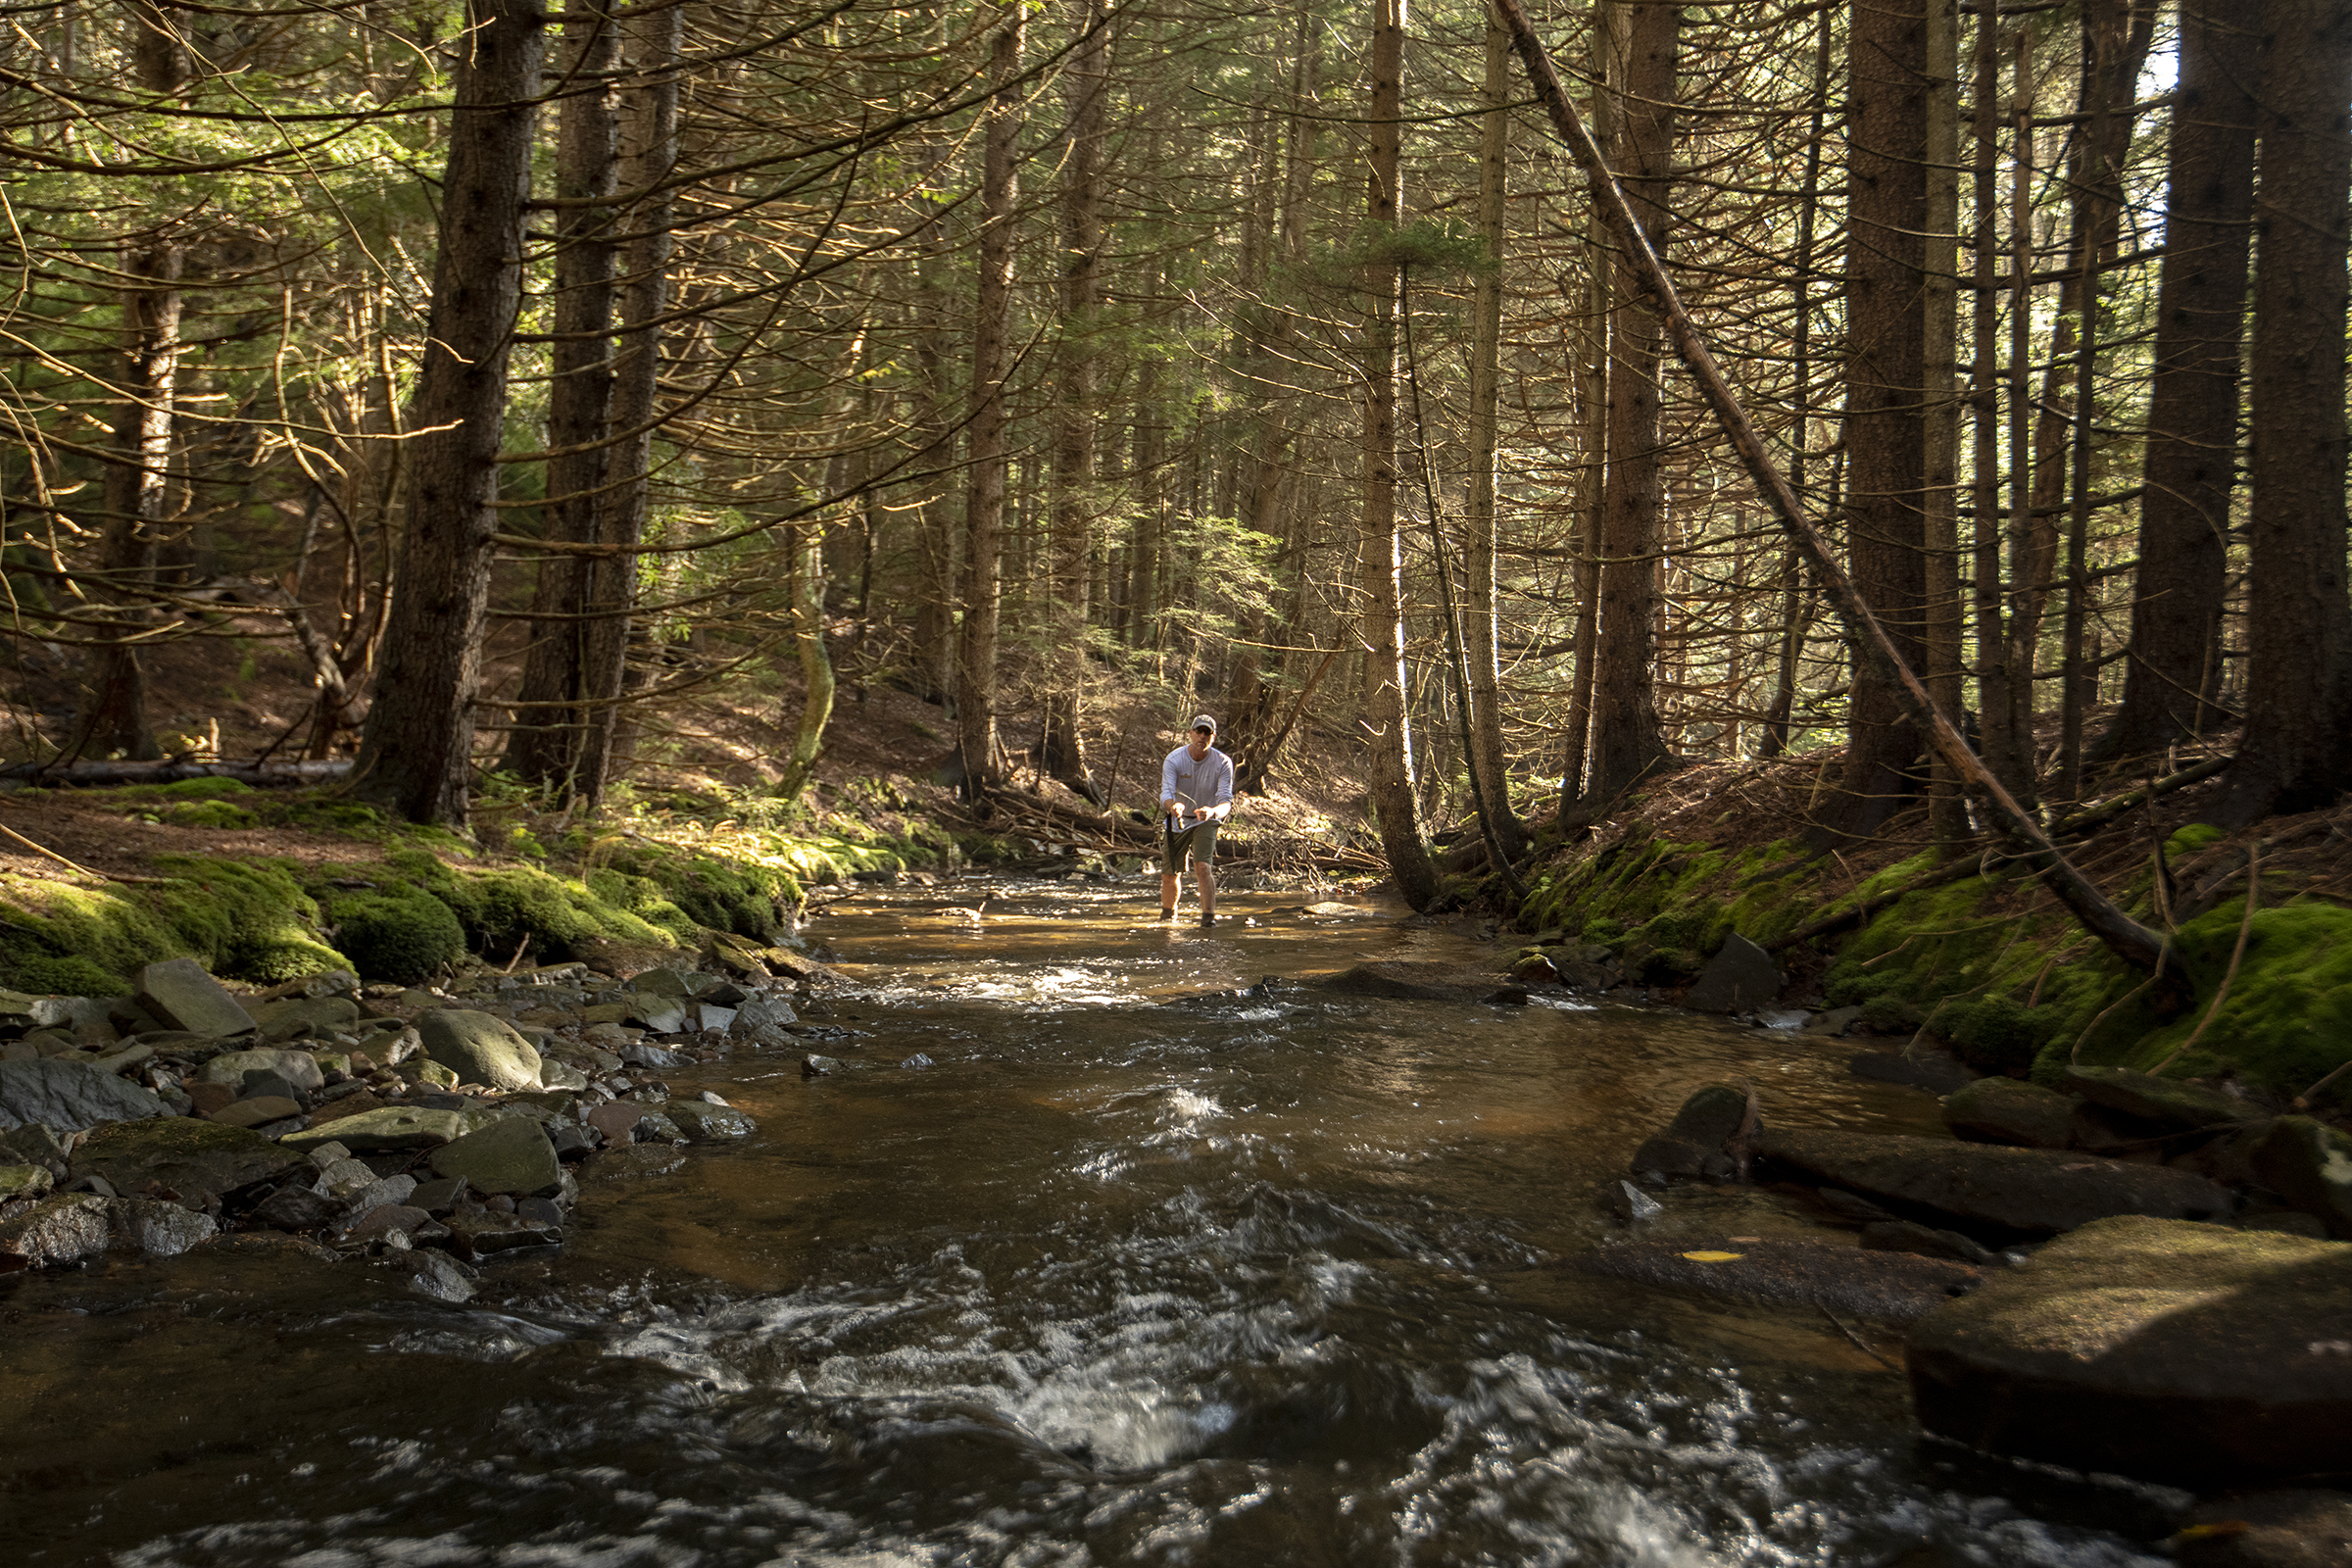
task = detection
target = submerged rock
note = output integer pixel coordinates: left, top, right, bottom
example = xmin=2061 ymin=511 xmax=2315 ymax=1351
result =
xmin=1566 ymin=1236 xmax=1981 ymax=1322
xmin=1940 ymin=1077 xmax=2076 ymax=1150
xmin=2176 ymin=1489 xmax=2352 ymax=1568
xmin=1906 ymin=1215 xmax=2352 ymax=1487
xmin=442 ymin=1208 xmax=562 ymax=1260
xmin=664 ymin=1101 xmax=756 ymax=1142
xmin=1756 ymin=1127 xmax=2236 ymax=1236
xmin=1313 ymin=960 xmax=1498 ymax=1002
xmin=1847 ymin=1050 xmax=1978 ymax=1095
xmin=1630 ymin=1083 xmax=1755 ymax=1182
xmin=0 ymin=1058 xmax=169 ymax=1133
xmin=381 ymin=1247 xmax=477 ymax=1302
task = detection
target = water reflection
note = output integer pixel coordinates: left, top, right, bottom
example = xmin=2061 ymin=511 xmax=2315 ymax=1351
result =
xmin=3 ymin=874 xmax=2177 ymax=1566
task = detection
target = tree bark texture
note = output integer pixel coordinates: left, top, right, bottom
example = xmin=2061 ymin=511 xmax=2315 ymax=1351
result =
xmin=1356 ymin=0 xmax=1438 ymax=908
xmin=1585 ymin=0 xmax=1676 ymax=808
xmin=2220 ymin=0 xmax=2352 ymax=825
xmin=505 ymin=13 xmax=618 ymax=790
xmin=955 ymin=7 xmax=1022 ymax=799
xmin=1822 ymin=0 xmax=1930 ymax=842
xmin=354 ymin=0 xmax=545 ymax=825
xmin=2102 ymin=0 xmax=2257 ymax=760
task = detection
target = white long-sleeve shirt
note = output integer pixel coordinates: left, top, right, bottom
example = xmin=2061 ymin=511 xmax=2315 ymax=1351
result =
xmin=1160 ymin=744 xmax=1234 ymax=819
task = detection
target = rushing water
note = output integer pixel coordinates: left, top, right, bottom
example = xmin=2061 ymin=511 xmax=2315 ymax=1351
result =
xmin=2 ymin=876 xmax=2186 ymax=1566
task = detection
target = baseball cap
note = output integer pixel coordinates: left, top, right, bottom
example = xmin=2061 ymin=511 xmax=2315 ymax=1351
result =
xmin=1190 ymin=714 xmax=1216 ymax=733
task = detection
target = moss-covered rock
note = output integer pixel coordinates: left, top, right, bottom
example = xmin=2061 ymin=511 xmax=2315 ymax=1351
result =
xmin=328 ymin=887 xmax=466 ymax=984
xmin=2110 ymin=906 xmax=2352 ymax=1098
xmin=1936 ymin=994 xmax=2053 ymax=1076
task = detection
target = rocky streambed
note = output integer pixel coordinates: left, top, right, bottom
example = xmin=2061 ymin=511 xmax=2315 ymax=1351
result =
xmin=0 ymin=944 xmax=835 ymax=1297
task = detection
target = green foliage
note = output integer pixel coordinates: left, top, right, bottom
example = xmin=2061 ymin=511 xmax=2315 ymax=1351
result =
xmin=163 ymin=800 xmax=258 ymax=830
xmin=2164 ymin=823 xmax=2226 ymax=858
xmin=327 ymin=888 xmax=466 ymax=984
xmin=1935 ymin=995 xmax=2054 ymax=1075
xmin=2104 ymin=904 xmax=2352 ymax=1096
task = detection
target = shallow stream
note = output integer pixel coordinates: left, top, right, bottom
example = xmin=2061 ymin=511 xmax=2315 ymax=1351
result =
xmin=2 ymin=877 xmax=2184 ymax=1565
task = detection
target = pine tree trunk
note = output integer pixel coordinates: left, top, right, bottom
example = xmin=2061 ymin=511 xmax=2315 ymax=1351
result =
xmin=505 ymin=15 xmax=617 ymax=791
xmin=956 ymin=8 xmax=1023 ymax=799
xmin=2100 ymin=0 xmax=2257 ymax=761
xmin=1356 ymin=0 xmax=1438 ymax=908
xmin=1923 ymin=0 xmax=1966 ymax=841
xmin=2219 ymin=0 xmax=2352 ymax=824
xmin=354 ymin=0 xmax=545 ymax=825
xmin=1584 ymin=0 xmax=1676 ymax=808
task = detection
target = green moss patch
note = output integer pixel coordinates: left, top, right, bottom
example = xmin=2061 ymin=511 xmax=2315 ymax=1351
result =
xmin=326 ymin=886 xmax=466 ymax=984
xmin=2106 ymin=905 xmax=2352 ymax=1100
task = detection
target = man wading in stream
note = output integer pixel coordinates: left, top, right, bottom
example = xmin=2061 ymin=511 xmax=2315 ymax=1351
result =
xmin=1159 ymin=715 xmax=1233 ymax=927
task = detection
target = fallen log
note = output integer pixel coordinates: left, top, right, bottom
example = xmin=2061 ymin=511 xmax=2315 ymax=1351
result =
xmin=2 ymin=759 xmax=353 ymax=787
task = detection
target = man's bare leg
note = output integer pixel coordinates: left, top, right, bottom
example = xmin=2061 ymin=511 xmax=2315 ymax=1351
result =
xmin=1160 ymin=868 xmax=1180 ymax=919
xmin=1197 ymin=861 xmax=1216 ymax=925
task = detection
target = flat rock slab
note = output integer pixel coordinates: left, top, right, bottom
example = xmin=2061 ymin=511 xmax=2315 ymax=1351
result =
xmin=279 ymin=1105 xmax=465 ymax=1153
xmin=134 ymin=957 xmax=257 ymax=1038
xmin=1565 ymin=1237 xmax=1981 ymax=1323
xmin=1757 ymin=1127 xmax=2235 ymax=1236
xmin=1312 ymin=961 xmax=1502 ymax=1002
xmin=197 ymin=1048 xmax=325 ymax=1092
xmin=2063 ymin=1065 xmax=2255 ymax=1132
xmin=416 ymin=1008 xmax=543 ymax=1092
xmin=442 ymin=1208 xmax=563 ymax=1260
xmin=255 ymin=995 xmax=362 ymax=1044
xmin=1906 ymin=1214 xmax=2352 ymax=1487
xmin=428 ymin=1116 xmax=563 ymax=1198
xmin=0 ymin=1193 xmax=112 ymax=1267
xmin=70 ymin=1117 xmax=304 ymax=1200
xmin=1942 ymin=1077 xmax=2077 ymax=1150
xmin=0 ymin=1058 xmax=168 ymax=1133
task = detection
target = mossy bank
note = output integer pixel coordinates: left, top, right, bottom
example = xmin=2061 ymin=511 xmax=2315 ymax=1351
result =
xmin=0 ymin=777 xmax=965 ymax=994
xmin=1507 ymin=787 xmax=2352 ymax=1109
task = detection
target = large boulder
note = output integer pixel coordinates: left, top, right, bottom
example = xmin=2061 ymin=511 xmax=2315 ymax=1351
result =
xmin=427 ymin=1116 xmax=563 ymax=1198
xmin=2061 ymin=1065 xmax=2256 ymax=1132
xmin=0 ymin=1193 xmax=112 ymax=1267
xmin=196 ymin=1048 xmax=325 ymax=1093
xmin=107 ymin=1195 xmax=217 ymax=1257
xmin=1906 ymin=1215 xmax=2352 ymax=1487
xmin=728 ymin=994 xmax=798 ymax=1043
xmin=2252 ymin=1117 xmax=2352 ymax=1240
xmin=71 ymin=1117 xmax=306 ymax=1201
xmin=1565 ymin=1236 xmax=1980 ymax=1323
xmin=1682 ymin=934 xmax=1781 ymax=1013
xmin=415 ymin=1008 xmax=543 ymax=1092
xmin=278 ymin=1105 xmax=466 ymax=1153
xmin=132 ymin=957 xmax=257 ymax=1038
xmin=0 ymin=1058 xmax=168 ymax=1132
xmin=1756 ymin=1127 xmax=2236 ymax=1236
xmin=1940 ymin=1077 xmax=2076 ymax=1149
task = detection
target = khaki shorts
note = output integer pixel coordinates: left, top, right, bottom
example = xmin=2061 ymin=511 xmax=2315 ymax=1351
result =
xmin=1162 ymin=819 xmax=1218 ymax=873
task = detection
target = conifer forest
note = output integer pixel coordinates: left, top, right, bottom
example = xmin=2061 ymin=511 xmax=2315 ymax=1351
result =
xmin=3 ymin=0 xmax=2347 ymax=897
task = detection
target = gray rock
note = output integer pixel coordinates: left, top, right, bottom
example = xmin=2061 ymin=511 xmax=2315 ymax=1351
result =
xmin=107 ymin=1196 xmax=217 ymax=1256
xmin=0 ymin=1162 xmax=55 ymax=1201
xmin=630 ymin=966 xmax=699 ymax=999
xmin=133 ymin=958 xmax=258 ymax=1038
xmin=339 ymin=1203 xmax=429 ymax=1243
xmin=1 ymin=1123 xmax=68 ymax=1170
xmin=1607 ymin=1180 xmax=1662 ymax=1222
xmin=1567 ymin=1236 xmax=1981 ymax=1323
xmin=2062 ymin=1065 xmax=2255 ymax=1132
xmin=278 ymin=1109 xmax=463 ymax=1161
xmin=1941 ymin=1077 xmax=2078 ymax=1149
xmin=584 ymin=1101 xmax=648 ymax=1145
xmin=70 ymin=1116 xmax=305 ymax=1201
xmin=0 ymin=1058 xmax=169 ymax=1133
xmin=1803 ymin=1005 xmax=1865 ymax=1036
xmin=383 ymin=1247 xmax=477 ymax=1301
xmin=408 ymin=1176 xmax=469 ymax=1216
xmin=415 ymin=1008 xmax=544 ymax=1092
xmin=625 ymin=995 xmax=694 ymax=1034
xmin=1757 ymin=1126 xmax=2236 ymax=1236
xmin=1683 ymin=934 xmax=1782 ymax=1013
xmin=549 ymin=1123 xmax=596 ymax=1159
xmin=427 ymin=1117 xmax=563 ymax=1199
xmin=634 ymin=1112 xmax=684 ymax=1144
xmin=1630 ymin=1083 xmax=1753 ymax=1181
xmin=0 ymin=1193 xmax=111 ymax=1267
xmin=210 ymin=1095 xmax=303 ymax=1131
xmin=197 ymin=1048 xmax=325 ymax=1093
xmin=1906 ymin=1215 xmax=2352 ymax=1486
xmin=664 ymin=1101 xmax=756 ymax=1142
xmin=730 ymin=995 xmax=799 ymax=1043
xmin=540 ymin=1058 xmax=590 ymax=1092
xmin=2253 ymin=1117 xmax=2352 ymax=1240
xmin=901 ymin=1054 xmax=933 ymax=1070
xmin=2176 ymin=1489 xmax=2352 ymax=1568
xmin=1847 ymin=1050 xmax=1978 ymax=1095
xmin=801 ymin=1054 xmax=840 ymax=1078
xmin=440 ymin=1208 xmax=562 ymax=1260
xmin=340 ymin=1172 xmax=417 ymax=1221
xmin=617 ymin=1042 xmax=686 ymax=1069
xmin=693 ymin=1003 xmax=737 ymax=1035
xmin=255 ymin=995 xmax=362 ymax=1045
xmin=251 ymin=1182 xmax=340 ymax=1231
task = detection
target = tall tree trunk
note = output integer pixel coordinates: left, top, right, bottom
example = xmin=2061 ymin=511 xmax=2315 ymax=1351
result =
xmin=1923 ymin=0 xmax=1965 ymax=841
xmin=1819 ymin=0 xmax=1930 ymax=843
xmin=2218 ymin=0 xmax=2352 ymax=825
xmin=1463 ymin=9 xmax=1525 ymax=858
xmin=2099 ymin=0 xmax=2257 ymax=760
xmin=1584 ymin=0 xmax=1676 ymax=808
xmin=1357 ymin=0 xmax=1438 ymax=908
xmin=1970 ymin=0 xmax=2014 ymax=792
xmin=955 ymin=7 xmax=1022 ymax=799
xmin=354 ymin=0 xmax=545 ymax=825
xmin=505 ymin=13 xmax=618 ymax=790
xmin=1041 ymin=0 xmax=1107 ymax=802
xmin=573 ymin=0 xmax=678 ymax=808
xmin=71 ymin=0 xmax=187 ymax=763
